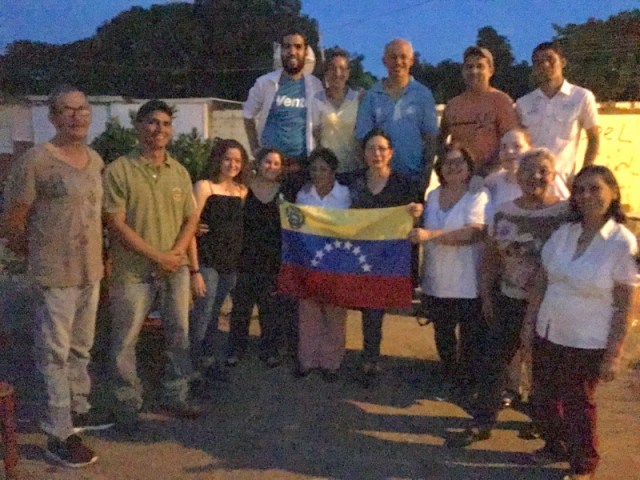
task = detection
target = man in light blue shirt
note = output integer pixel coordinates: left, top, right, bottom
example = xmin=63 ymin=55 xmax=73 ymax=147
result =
xmin=355 ymin=39 xmax=437 ymax=190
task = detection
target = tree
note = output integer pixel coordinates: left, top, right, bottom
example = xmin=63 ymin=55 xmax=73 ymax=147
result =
xmin=552 ymin=9 xmax=640 ymax=101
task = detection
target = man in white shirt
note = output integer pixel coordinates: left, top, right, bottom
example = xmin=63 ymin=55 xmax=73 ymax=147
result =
xmin=516 ymin=42 xmax=599 ymax=186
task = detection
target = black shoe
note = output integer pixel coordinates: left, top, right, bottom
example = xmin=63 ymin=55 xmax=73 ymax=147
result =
xmin=45 ymin=434 xmax=97 ymax=468
xmin=72 ymin=411 xmax=115 ymax=434
xmin=292 ymin=366 xmax=309 ymax=378
xmin=447 ymin=427 xmax=491 ymax=448
xmin=264 ymin=355 xmax=281 ymax=368
xmin=225 ymin=355 xmax=240 ymax=367
xmin=519 ymin=422 xmax=542 ymax=440
xmin=531 ymin=443 xmax=568 ymax=465
xmin=322 ymin=369 xmax=339 ymax=383
xmin=204 ymin=363 xmax=230 ymax=382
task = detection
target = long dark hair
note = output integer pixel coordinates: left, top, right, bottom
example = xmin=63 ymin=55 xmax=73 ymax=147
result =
xmin=206 ymin=138 xmax=249 ymax=185
xmin=569 ymin=165 xmax=626 ymax=224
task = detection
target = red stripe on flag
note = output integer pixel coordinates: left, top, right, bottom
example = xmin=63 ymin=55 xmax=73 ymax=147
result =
xmin=278 ymin=264 xmax=412 ymax=309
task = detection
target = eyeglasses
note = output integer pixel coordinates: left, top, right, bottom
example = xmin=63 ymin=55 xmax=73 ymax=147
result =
xmin=57 ymin=105 xmax=91 ymax=117
xmin=366 ymin=145 xmax=390 ymax=153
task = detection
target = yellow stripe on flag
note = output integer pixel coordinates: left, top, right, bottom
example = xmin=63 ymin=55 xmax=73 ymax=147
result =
xmin=279 ymin=201 xmax=413 ymax=240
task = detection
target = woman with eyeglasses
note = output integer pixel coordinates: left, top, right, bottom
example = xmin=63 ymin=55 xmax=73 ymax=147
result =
xmin=347 ymin=128 xmax=420 ymax=384
xmin=407 ymin=144 xmax=488 ymax=399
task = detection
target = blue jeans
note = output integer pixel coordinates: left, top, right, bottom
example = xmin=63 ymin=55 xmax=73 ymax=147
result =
xmin=33 ymin=282 xmax=100 ymax=440
xmin=189 ymin=267 xmax=236 ymax=368
xmin=109 ymin=267 xmax=191 ymax=412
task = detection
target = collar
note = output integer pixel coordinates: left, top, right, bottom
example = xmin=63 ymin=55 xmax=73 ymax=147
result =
xmin=134 ymin=149 xmax=173 ymax=167
xmin=372 ymin=76 xmax=416 ymax=94
xmin=317 ymin=87 xmax=359 ymax=103
xmin=534 ymin=79 xmax=572 ymax=99
xmin=597 ymin=218 xmax=618 ymax=240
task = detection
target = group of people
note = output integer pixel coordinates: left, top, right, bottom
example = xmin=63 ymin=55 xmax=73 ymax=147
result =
xmin=1 ymin=28 xmax=637 ymax=480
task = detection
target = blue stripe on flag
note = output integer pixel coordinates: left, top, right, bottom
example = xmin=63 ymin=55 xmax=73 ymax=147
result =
xmin=281 ymin=229 xmax=410 ymax=276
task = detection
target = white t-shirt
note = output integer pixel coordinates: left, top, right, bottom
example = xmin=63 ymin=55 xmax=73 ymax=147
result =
xmin=536 ymin=219 xmax=639 ymax=349
xmin=296 ymin=181 xmax=351 ymax=209
xmin=421 ymin=187 xmax=489 ymax=298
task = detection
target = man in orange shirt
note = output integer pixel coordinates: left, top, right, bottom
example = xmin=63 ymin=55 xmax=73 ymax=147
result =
xmin=438 ymin=46 xmax=518 ymax=176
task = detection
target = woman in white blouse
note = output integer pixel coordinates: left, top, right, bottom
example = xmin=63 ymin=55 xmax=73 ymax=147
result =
xmin=522 ymin=165 xmax=638 ymax=480
xmin=295 ymin=148 xmax=351 ymax=381
xmin=408 ymin=145 xmax=488 ymax=396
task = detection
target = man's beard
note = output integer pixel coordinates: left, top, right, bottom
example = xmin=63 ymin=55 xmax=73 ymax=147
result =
xmin=282 ymin=56 xmax=304 ymax=75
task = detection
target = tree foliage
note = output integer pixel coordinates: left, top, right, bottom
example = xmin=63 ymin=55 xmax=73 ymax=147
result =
xmin=552 ymin=9 xmax=640 ymax=101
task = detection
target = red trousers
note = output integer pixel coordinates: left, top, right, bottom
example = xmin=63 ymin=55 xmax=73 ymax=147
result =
xmin=532 ymin=336 xmax=604 ymax=475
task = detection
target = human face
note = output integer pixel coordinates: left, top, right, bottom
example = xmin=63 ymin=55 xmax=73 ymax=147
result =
xmin=325 ymin=55 xmax=350 ymax=90
xmin=499 ymin=130 xmax=530 ymax=173
xmin=281 ymin=34 xmax=306 ymax=75
xmin=258 ymin=152 xmax=283 ymax=181
xmin=137 ymin=110 xmax=172 ymax=151
xmin=49 ymin=91 xmax=92 ymax=142
xmin=517 ymin=155 xmax=555 ymax=199
xmin=441 ymin=150 xmax=471 ymax=186
xmin=572 ymin=173 xmax=617 ymax=221
xmin=219 ymin=148 xmax=243 ymax=180
xmin=309 ymin=158 xmax=336 ymax=193
xmin=364 ymin=135 xmax=393 ymax=171
xmin=382 ymin=41 xmax=414 ymax=82
xmin=532 ymin=49 xmax=565 ymax=85
xmin=462 ymin=55 xmax=493 ymax=92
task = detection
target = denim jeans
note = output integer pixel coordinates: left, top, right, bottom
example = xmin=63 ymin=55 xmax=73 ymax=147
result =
xmin=109 ymin=267 xmax=191 ymax=412
xmin=33 ymin=282 xmax=100 ymax=440
xmin=189 ymin=267 xmax=236 ymax=368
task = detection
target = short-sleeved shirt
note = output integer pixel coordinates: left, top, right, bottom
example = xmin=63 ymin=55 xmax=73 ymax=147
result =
xmin=516 ymin=81 xmax=598 ymax=184
xmin=537 ymin=219 xmax=638 ymax=349
xmin=490 ymin=200 xmax=570 ymax=299
xmin=103 ymin=150 xmax=195 ymax=284
xmin=261 ymin=76 xmax=308 ymax=157
xmin=313 ymin=89 xmax=360 ymax=173
xmin=442 ymin=88 xmax=518 ymax=175
xmin=355 ymin=78 xmax=438 ymax=178
xmin=3 ymin=143 xmax=104 ymax=288
xmin=422 ymin=187 xmax=489 ymax=298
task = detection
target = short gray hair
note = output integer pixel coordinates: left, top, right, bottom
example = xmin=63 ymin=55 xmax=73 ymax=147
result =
xmin=48 ymin=85 xmax=85 ymax=115
xmin=383 ymin=38 xmax=414 ymax=58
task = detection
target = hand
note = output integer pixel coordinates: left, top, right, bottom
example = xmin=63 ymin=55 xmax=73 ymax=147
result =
xmin=407 ymin=202 xmax=424 ymax=219
xmin=196 ymin=223 xmax=209 ymax=237
xmin=599 ymin=355 xmax=621 ymax=382
xmin=408 ymin=228 xmax=430 ymax=244
xmin=155 ymin=250 xmax=183 ymax=272
xmin=191 ymin=272 xmax=206 ymax=297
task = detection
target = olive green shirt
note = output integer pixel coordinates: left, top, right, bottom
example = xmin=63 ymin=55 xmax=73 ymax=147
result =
xmin=103 ymin=150 xmax=195 ymax=284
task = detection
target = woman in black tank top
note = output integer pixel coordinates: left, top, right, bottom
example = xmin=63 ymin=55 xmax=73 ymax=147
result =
xmin=188 ymin=139 xmax=249 ymax=376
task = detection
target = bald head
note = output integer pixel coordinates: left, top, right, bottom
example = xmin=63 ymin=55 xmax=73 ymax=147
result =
xmin=382 ymin=38 xmax=414 ymax=84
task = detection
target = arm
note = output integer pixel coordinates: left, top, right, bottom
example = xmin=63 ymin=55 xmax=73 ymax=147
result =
xmin=520 ymin=267 xmax=548 ymax=351
xmin=583 ymin=125 xmax=600 ymax=167
xmin=1 ymin=202 xmax=30 ymax=255
xmin=416 ymin=224 xmax=484 ymax=246
xmin=600 ymin=282 xmax=633 ymax=381
xmin=244 ymin=118 xmax=261 ymax=156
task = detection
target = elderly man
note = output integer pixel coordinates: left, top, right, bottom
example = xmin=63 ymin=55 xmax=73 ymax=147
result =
xmin=243 ymin=30 xmax=323 ymax=175
xmin=355 ymin=38 xmax=437 ymax=189
xmin=3 ymin=86 xmax=110 ymax=467
xmin=103 ymin=100 xmax=201 ymax=432
xmin=438 ymin=46 xmax=518 ymax=176
xmin=516 ymin=42 xmax=599 ymax=186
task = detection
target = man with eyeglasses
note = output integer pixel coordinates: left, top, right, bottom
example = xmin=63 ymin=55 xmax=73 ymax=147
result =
xmin=2 ymin=85 xmax=111 ymax=467
xmin=355 ymin=38 xmax=438 ymax=191
xmin=438 ymin=46 xmax=518 ymax=177
xmin=516 ymin=42 xmax=599 ymax=187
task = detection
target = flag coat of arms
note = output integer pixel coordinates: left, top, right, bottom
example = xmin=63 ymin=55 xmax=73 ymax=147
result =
xmin=277 ymin=201 xmax=413 ymax=309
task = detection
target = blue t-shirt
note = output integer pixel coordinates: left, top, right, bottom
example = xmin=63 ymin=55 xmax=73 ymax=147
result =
xmin=261 ymin=77 xmax=307 ymax=157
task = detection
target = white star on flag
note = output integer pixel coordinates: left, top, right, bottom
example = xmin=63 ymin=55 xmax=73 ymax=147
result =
xmin=343 ymin=241 xmax=353 ymax=250
xmin=362 ymin=263 xmax=372 ymax=272
xmin=324 ymin=243 xmax=334 ymax=252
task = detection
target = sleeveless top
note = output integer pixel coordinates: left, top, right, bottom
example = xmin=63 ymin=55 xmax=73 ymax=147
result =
xmin=237 ymin=189 xmax=282 ymax=274
xmin=197 ymin=194 xmax=243 ymax=273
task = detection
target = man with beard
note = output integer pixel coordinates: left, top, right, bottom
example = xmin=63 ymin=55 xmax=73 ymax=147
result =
xmin=516 ymin=42 xmax=599 ymax=187
xmin=438 ymin=46 xmax=518 ymax=177
xmin=243 ymin=30 xmax=323 ymax=186
xmin=3 ymin=85 xmax=111 ymax=467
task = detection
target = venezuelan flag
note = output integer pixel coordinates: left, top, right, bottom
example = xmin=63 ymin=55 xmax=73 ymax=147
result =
xmin=278 ymin=201 xmax=413 ymax=309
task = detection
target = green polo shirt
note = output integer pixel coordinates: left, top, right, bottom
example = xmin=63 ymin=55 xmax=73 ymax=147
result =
xmin=103 ymin=150 xmax=195 ymax=284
